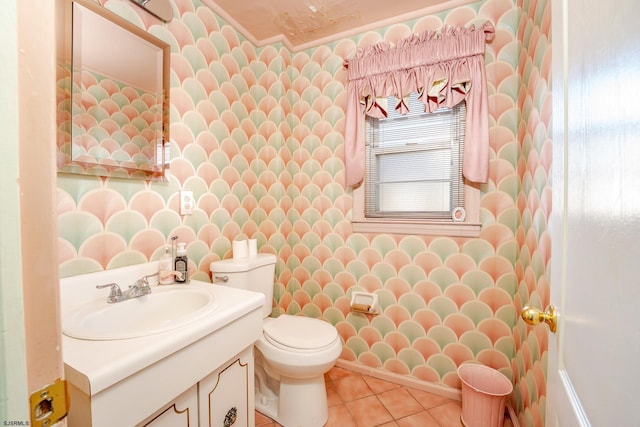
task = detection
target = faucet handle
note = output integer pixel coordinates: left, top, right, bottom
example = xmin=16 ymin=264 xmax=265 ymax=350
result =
xmin=131 ymin=275 xmax=153 ymax=296
xmin=96 ymin=282 xmax=122 ymax=298
xmin=141 ymin=273 xmax=158 ymax=286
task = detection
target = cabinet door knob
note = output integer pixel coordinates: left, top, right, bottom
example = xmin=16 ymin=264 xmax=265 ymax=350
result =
xmin=224 ymin=407 xmax=237 ymax=427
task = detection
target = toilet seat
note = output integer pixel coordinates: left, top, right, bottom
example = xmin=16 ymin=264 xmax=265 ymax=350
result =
xmin=263 ymin=315 xmax=338 ymax=353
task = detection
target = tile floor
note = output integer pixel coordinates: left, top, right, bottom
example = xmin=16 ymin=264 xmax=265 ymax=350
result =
xmin=255 ymin=366 xmax=514 ymax=427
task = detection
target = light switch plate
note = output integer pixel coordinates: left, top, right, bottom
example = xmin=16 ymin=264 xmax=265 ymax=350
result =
xmin=179 ymin=190 xmax=193 ymax=215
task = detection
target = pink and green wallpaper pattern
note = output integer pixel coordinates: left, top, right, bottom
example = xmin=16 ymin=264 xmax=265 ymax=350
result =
xmin=56 ymin=0 xmax=551 ymax=425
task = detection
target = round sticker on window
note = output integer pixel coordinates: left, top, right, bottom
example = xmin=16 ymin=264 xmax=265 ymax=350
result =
xmin=452 ymin=207 xmax=466 ymax=222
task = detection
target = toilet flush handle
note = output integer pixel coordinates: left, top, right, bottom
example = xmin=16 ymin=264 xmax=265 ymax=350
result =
xmin=521 ymin=305 xmax=557 ymax=333
xmin=213 ymin=275 xmax=228 ymax=283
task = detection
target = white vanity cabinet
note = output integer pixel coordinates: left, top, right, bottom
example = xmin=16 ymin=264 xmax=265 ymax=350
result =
xmin=141 ymin=385 xmax=198 ymax=427
xmin=199 ymin=347 xmax=254 ymax=427
xmin=61 ymin=266 xmax=264 ymax=427
xmin=139 ymin=347 xmax=254 ymax=427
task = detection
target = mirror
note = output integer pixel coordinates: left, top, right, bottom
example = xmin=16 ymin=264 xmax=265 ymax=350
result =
xmin=129 ymin=0 xmax=174 ymax=23
xmin=57 ymin=0 xmax=170 ymax=180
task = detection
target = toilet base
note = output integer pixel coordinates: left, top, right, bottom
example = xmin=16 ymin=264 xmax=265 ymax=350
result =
xmin=255 ymin=359 xmax=328 ymax=427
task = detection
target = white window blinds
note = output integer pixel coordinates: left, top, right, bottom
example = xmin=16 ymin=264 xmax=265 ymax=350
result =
xmin=365 ymin=94 xmax=466 ymax=220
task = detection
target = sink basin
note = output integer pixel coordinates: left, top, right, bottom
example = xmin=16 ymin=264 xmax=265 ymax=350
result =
xmin=62 ymin=286 xmax=216 ymax=340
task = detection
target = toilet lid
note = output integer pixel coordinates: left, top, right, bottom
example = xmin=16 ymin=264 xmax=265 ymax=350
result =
xmin=263 ymin=315 xmax=338 ymax=350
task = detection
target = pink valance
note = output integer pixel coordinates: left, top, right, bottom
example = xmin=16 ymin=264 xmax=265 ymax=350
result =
xmin=344 ymin=22 xmax=495 ymax=187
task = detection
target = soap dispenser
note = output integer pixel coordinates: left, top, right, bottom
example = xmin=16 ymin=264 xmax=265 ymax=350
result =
xmin=174 ymin=242 xmax=188 ymax=283
xmin=158 ymin=244 xmax=174 ymax=285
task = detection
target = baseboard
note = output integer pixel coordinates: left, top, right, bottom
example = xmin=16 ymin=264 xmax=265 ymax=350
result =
xmin=335 ymin=359 xmax=461 ymax=401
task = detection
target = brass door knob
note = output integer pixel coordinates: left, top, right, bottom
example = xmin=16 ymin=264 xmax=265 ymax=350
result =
xmin=521 ymin=305 xmax=557 ymax=333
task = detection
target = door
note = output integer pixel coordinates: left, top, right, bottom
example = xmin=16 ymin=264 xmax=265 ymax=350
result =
xmin=545 ymin=0 xmax=640 ymax=425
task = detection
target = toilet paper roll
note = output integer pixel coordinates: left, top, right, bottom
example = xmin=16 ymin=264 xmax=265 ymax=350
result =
xmin=351 ymin=303 xmax=371 ymax=313
xmin=248 ymin=239 xmax=257 ymax=257
xmin=232 ymin=239 xmax=249 ymax=259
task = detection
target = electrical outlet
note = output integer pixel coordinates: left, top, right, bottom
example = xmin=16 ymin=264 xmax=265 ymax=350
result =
xmin=179 ymin=190 xmax=193 ymax=215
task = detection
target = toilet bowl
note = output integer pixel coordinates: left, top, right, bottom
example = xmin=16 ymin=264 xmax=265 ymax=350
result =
xmin=210 ymin=254 xmax=342 ymax=427
xmin=255 ymin=314 xmax=342 ymax=426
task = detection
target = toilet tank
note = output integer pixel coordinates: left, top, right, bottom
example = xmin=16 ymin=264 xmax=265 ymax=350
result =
xmin=210 ymin=253 xmax=276 ymax=318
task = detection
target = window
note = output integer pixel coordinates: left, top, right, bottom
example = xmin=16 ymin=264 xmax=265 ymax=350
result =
xmin=351 ymin=94 xmax=480 ymax=237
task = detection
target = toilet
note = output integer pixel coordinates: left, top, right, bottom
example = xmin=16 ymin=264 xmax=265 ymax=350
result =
xmin=210 ymin=253 xmax=342 ymax=427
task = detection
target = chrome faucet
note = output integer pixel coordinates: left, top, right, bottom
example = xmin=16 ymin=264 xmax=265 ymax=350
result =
xmin=96 ymin=273 xmax=156 ymax=303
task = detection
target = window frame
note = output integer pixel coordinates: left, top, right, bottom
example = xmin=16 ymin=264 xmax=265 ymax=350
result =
xmin=350 ymin=99 xmax=481 ymax=237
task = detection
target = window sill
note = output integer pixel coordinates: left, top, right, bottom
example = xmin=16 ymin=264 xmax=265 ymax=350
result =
xmin=351 ymin=178 xmax=481 ymax=238
xmin=351 ymin=219 xmax=481 ymax=237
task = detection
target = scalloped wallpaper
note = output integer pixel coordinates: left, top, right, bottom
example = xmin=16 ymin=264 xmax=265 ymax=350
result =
xmin=56 ymin=0 xmax=551 ymax=425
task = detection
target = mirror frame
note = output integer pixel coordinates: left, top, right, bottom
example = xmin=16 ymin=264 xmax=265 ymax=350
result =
xmin=57 ymin=0 xmax=170 ymax=180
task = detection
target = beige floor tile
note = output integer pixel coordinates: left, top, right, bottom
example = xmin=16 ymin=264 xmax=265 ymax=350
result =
xmin=427 ymin=401 xmax=463 ymax=427
xmin=362 ymin=375 xmax=402 ymax=394
xmin=255 ymin=410 xmax=275 ymax=426
xmin=334 ymin=375 xmax=374 ymax=402
xmin=377 ymin=388 xmax=423 ymax=419
xmin=326 ymin=380 xmax=344 ymax=406
xmin=345 ymin=395 xmax=393 ymax=427
xmin=326 ymin=365 xmax=358 ymax=381
xmin=395 ymin=411 xmax=442 ymax=427
xmin=324 ymin=404 xmax=357 ymax=427
xmin=405 ymin=386 xmax=452 ymax=410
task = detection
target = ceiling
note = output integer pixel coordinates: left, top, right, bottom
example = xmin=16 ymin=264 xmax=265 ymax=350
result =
xmin=199 ymin=0 xmax=474 ymax=51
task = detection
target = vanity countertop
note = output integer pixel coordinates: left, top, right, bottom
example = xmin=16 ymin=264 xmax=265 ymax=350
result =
xmin=63 ymin=280 xmax=263 ymax=395
xmin=60 ymin=263 xmax=264 ymax=426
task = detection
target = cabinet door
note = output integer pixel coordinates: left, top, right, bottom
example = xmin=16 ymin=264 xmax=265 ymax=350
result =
xmin=199 ymin=347 xmax=254 ymax=427
xmin=140 ymin=384 xmax=198 ymax=427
